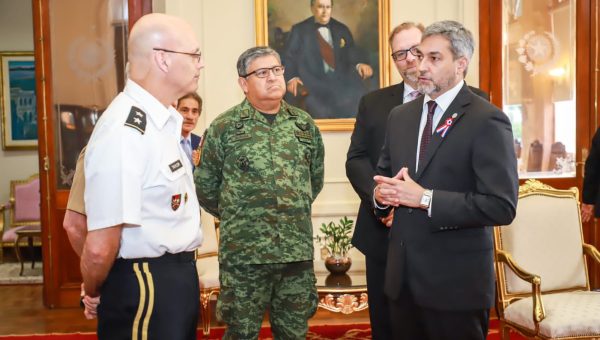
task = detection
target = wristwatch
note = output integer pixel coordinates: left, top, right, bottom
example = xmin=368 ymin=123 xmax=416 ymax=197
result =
xmin=419 ymin=189 xmax=433 ymax=209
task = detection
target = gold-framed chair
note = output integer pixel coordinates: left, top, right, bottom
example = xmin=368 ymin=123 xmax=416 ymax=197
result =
xmin=0 ymin=174 xmax=41 ymax=263
xmin=494 ymin=179 xmax=600 ymax=339
xmin=196 ymin=217 xmax=220 ymax=337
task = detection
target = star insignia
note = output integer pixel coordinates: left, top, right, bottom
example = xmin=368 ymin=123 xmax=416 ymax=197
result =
xmin=124 ymin=106 xmax=147 ymax=134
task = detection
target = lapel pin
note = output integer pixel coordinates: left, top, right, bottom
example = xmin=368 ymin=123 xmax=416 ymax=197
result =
xmin=436 ymin=115 xmax=456 ymax=138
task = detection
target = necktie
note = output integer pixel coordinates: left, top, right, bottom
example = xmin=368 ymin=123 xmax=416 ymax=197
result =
xmin=406 ymin=90 xmax=420 ymax=103
xmin=418 ymin=100 xmax=437 ymax=169
xmin=181 ymin=138 xmax=193 ymax=166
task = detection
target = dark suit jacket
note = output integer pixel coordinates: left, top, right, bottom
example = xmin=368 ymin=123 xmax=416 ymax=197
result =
xmin=377 ymin=84 xmax=518 ymax=310
xmin=346 ymin=83 xmax=405 ymax=262
xmin=283 ymin=17 xmax=368 ymax=118
xmin=191 ymin=132 xmax=201 ymax=150
xmin=346 ymin=83 xmax=490 ymax=263
xmin=582 ymin=127 xmax=600 ymax=216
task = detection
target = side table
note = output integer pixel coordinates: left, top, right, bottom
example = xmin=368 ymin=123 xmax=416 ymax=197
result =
xmin=315 ymin=268 xmax=368 ymax=314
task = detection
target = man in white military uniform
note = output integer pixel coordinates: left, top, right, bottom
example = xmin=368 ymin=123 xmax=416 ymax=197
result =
xmin=80 ymin=13 xmax=204 ymax=340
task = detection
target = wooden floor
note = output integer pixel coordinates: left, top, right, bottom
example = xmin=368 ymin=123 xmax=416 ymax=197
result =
xmin=0 ymin=284 xmax=370 ymax=336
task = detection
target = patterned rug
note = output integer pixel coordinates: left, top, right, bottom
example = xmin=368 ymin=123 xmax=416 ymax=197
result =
xmin=0 ymin=320 xmax=530 ymax=339
xmin=0 ymin=262 xmax=43 ymax=285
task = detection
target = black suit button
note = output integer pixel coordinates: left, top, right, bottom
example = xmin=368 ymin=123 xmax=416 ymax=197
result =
xmin=400 ymin=241 xmax=405 ymax=247
xmin=408 ymin=208 xmax=413 ymax=213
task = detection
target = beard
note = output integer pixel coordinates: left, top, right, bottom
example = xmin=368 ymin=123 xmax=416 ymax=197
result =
xmin=417 ymin=82 xmax=439 ymax=96
xmin=417 ymin=74 xmax=456 ymax=96
xmin=402 ymin=70 xmax=419 ymax=85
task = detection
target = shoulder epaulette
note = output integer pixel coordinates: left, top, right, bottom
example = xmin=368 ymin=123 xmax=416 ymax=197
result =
xmin=124 ymin=106 xmax=146 ymax=134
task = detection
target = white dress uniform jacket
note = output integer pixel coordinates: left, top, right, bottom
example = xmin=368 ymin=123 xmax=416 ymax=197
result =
xmin=84 ymin=79 xmax=203 ymax=259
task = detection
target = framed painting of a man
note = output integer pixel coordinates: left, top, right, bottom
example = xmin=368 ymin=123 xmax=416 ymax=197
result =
xmin=256 ymin=0 xmax=390 ymax=131
xmin=1 ymin=52 xmax=37 ymax=150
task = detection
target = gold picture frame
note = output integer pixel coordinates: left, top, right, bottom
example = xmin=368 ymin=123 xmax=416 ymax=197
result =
xmin=255 ymin=0 xmax=390 ymax=131
xmin=0 ymin=51 xmax=37 ymax=150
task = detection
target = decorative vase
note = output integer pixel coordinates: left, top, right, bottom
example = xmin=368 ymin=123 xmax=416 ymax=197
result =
xmin=324 ymin=255 xmax=352 ymax=275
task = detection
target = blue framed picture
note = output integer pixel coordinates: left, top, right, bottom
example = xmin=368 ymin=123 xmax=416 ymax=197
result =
xmin=1 ymin=52 xmax=37 ymax=150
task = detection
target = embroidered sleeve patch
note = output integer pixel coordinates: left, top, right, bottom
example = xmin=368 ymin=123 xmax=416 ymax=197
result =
xmin=124 ymin=106 xmax=147 ymax=134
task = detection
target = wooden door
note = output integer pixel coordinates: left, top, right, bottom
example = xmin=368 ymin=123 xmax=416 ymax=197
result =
xmin=480 ymin=0 xmax=600 ymax=287
xmin=33 ymin=0 xmax=151 ymax=308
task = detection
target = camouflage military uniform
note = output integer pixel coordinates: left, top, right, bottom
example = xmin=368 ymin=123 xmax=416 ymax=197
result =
xmin=195 ymin=99 xmax=324 ymax=339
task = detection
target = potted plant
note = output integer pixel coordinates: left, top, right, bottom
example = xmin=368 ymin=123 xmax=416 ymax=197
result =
xmin=315 ymin=216 xmax=354 ymax=274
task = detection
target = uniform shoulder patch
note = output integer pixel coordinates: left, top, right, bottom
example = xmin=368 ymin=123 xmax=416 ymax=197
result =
xmin=124 ymin=106 xmax=147 ymax=134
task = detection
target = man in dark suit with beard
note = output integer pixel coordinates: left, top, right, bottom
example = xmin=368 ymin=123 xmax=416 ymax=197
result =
xmin=283 ymin=0 xmax=373 ymax=119
xmin=373 ymin=21 xmax=518 ymax=339
xmin=346 ymin=22 xmax=489 ymax=340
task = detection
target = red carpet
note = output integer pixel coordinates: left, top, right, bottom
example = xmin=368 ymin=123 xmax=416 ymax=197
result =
xmin=0 ymin=320 xmax=528 ymax=339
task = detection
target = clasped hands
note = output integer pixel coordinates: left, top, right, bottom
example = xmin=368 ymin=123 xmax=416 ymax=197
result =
xmin=81 ymin=283 xmax=100 ymax=320
xmin=374 ymin=167 xmax=425 ymax=209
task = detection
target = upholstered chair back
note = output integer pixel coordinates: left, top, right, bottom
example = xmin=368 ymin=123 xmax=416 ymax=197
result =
xmin=498 ymin=184 xmax=588 ymax=295
xmin=196 ymin=212 xmax=218 ymax=257
xmin=12 ymin=176 xmax=41 ymax=224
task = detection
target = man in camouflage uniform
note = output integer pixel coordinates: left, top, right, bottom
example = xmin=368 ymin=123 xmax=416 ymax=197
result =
xmin=195 ymin=46 xmax=325 ymax=339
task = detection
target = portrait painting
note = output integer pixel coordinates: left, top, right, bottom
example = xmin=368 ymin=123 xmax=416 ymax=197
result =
xmin=1 ymin=52 xmax=37 ymax=150
xmin=256 ymin=0 xmax=390 ymax=130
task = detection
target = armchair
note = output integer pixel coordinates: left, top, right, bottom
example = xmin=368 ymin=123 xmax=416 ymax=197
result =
xmin=196 ymin=217 xmax=220 ymax=337
xmin=0 ymin=174 xmax=41 ymax=263
xmin=494 ymin=179 xmax=600 ymax=339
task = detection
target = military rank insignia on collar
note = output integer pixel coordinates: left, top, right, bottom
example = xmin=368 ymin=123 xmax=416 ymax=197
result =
xmin=124 ymin=106 xmax=147 ymax=134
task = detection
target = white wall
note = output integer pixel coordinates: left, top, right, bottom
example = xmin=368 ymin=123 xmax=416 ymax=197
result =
xmin=0 ymin=0 xmax=479 ymax=264
xmin=0 ymin=0 xmax=38 ymax=222
xmin=157 ymin=0 xmax=480 ymax=266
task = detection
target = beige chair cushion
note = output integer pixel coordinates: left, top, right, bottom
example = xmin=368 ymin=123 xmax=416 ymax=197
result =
xmin=504 ymin=291 xmax=600 ymax=338
xmin=500 ymin=194 xmax=587 ymax=294
xmin=196 ymin=211 xmax=218 ymax=255
xmin=197 ymin=256 xmax=219 ymax=288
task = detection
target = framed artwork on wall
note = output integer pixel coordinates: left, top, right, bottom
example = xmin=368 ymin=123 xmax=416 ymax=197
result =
xmin=255 ymin=0 xmax=390 ymax=131
xmin=1 ymin=51 xmax=37 ymax=150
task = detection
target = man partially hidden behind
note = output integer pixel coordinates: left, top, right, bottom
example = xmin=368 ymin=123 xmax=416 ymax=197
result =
xmin=283 ymin=0 xmax=373 ymax=118
xmin=177 ymin=92 xmax=203 ymax=170
xmin=81 ymin=13 xmax=204 ymax=339
xmin=195 ymin=46 xmax=325 ymax=339
xmin=374 ymin=21 xmax=518 ymax=339
xmin=345 ymin=22 xmax=424 ymax=340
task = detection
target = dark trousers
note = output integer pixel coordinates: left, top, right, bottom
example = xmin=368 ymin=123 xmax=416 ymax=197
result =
xmin=365 ymin=256 xmax=392 ymax=340
xmin=97 ymin=252 xmax=199 ymax=340
xmin=389 ymin=287 xmax=489 ymax=340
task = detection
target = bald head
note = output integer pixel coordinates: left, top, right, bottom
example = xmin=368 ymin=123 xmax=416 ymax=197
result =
xmin=127 ymin=13 xmax=202 ymax=106
xmin=128 ymin=14 xmax=194 ymax=71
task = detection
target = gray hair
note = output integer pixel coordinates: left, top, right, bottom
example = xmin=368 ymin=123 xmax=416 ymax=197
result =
xmin=423 ymin=20 xmax=474 ymax=75
xmin=237 ymin=46 xmax=281 ymax=77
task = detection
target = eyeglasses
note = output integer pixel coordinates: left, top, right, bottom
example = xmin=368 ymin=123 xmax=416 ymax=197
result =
xmin=153 ymin=48 xmax=202 ymax=64
xmin=391 ymin=46 xmax=421 ymax=62
xmin=241 ymin=65 xmax=285 ymax=78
